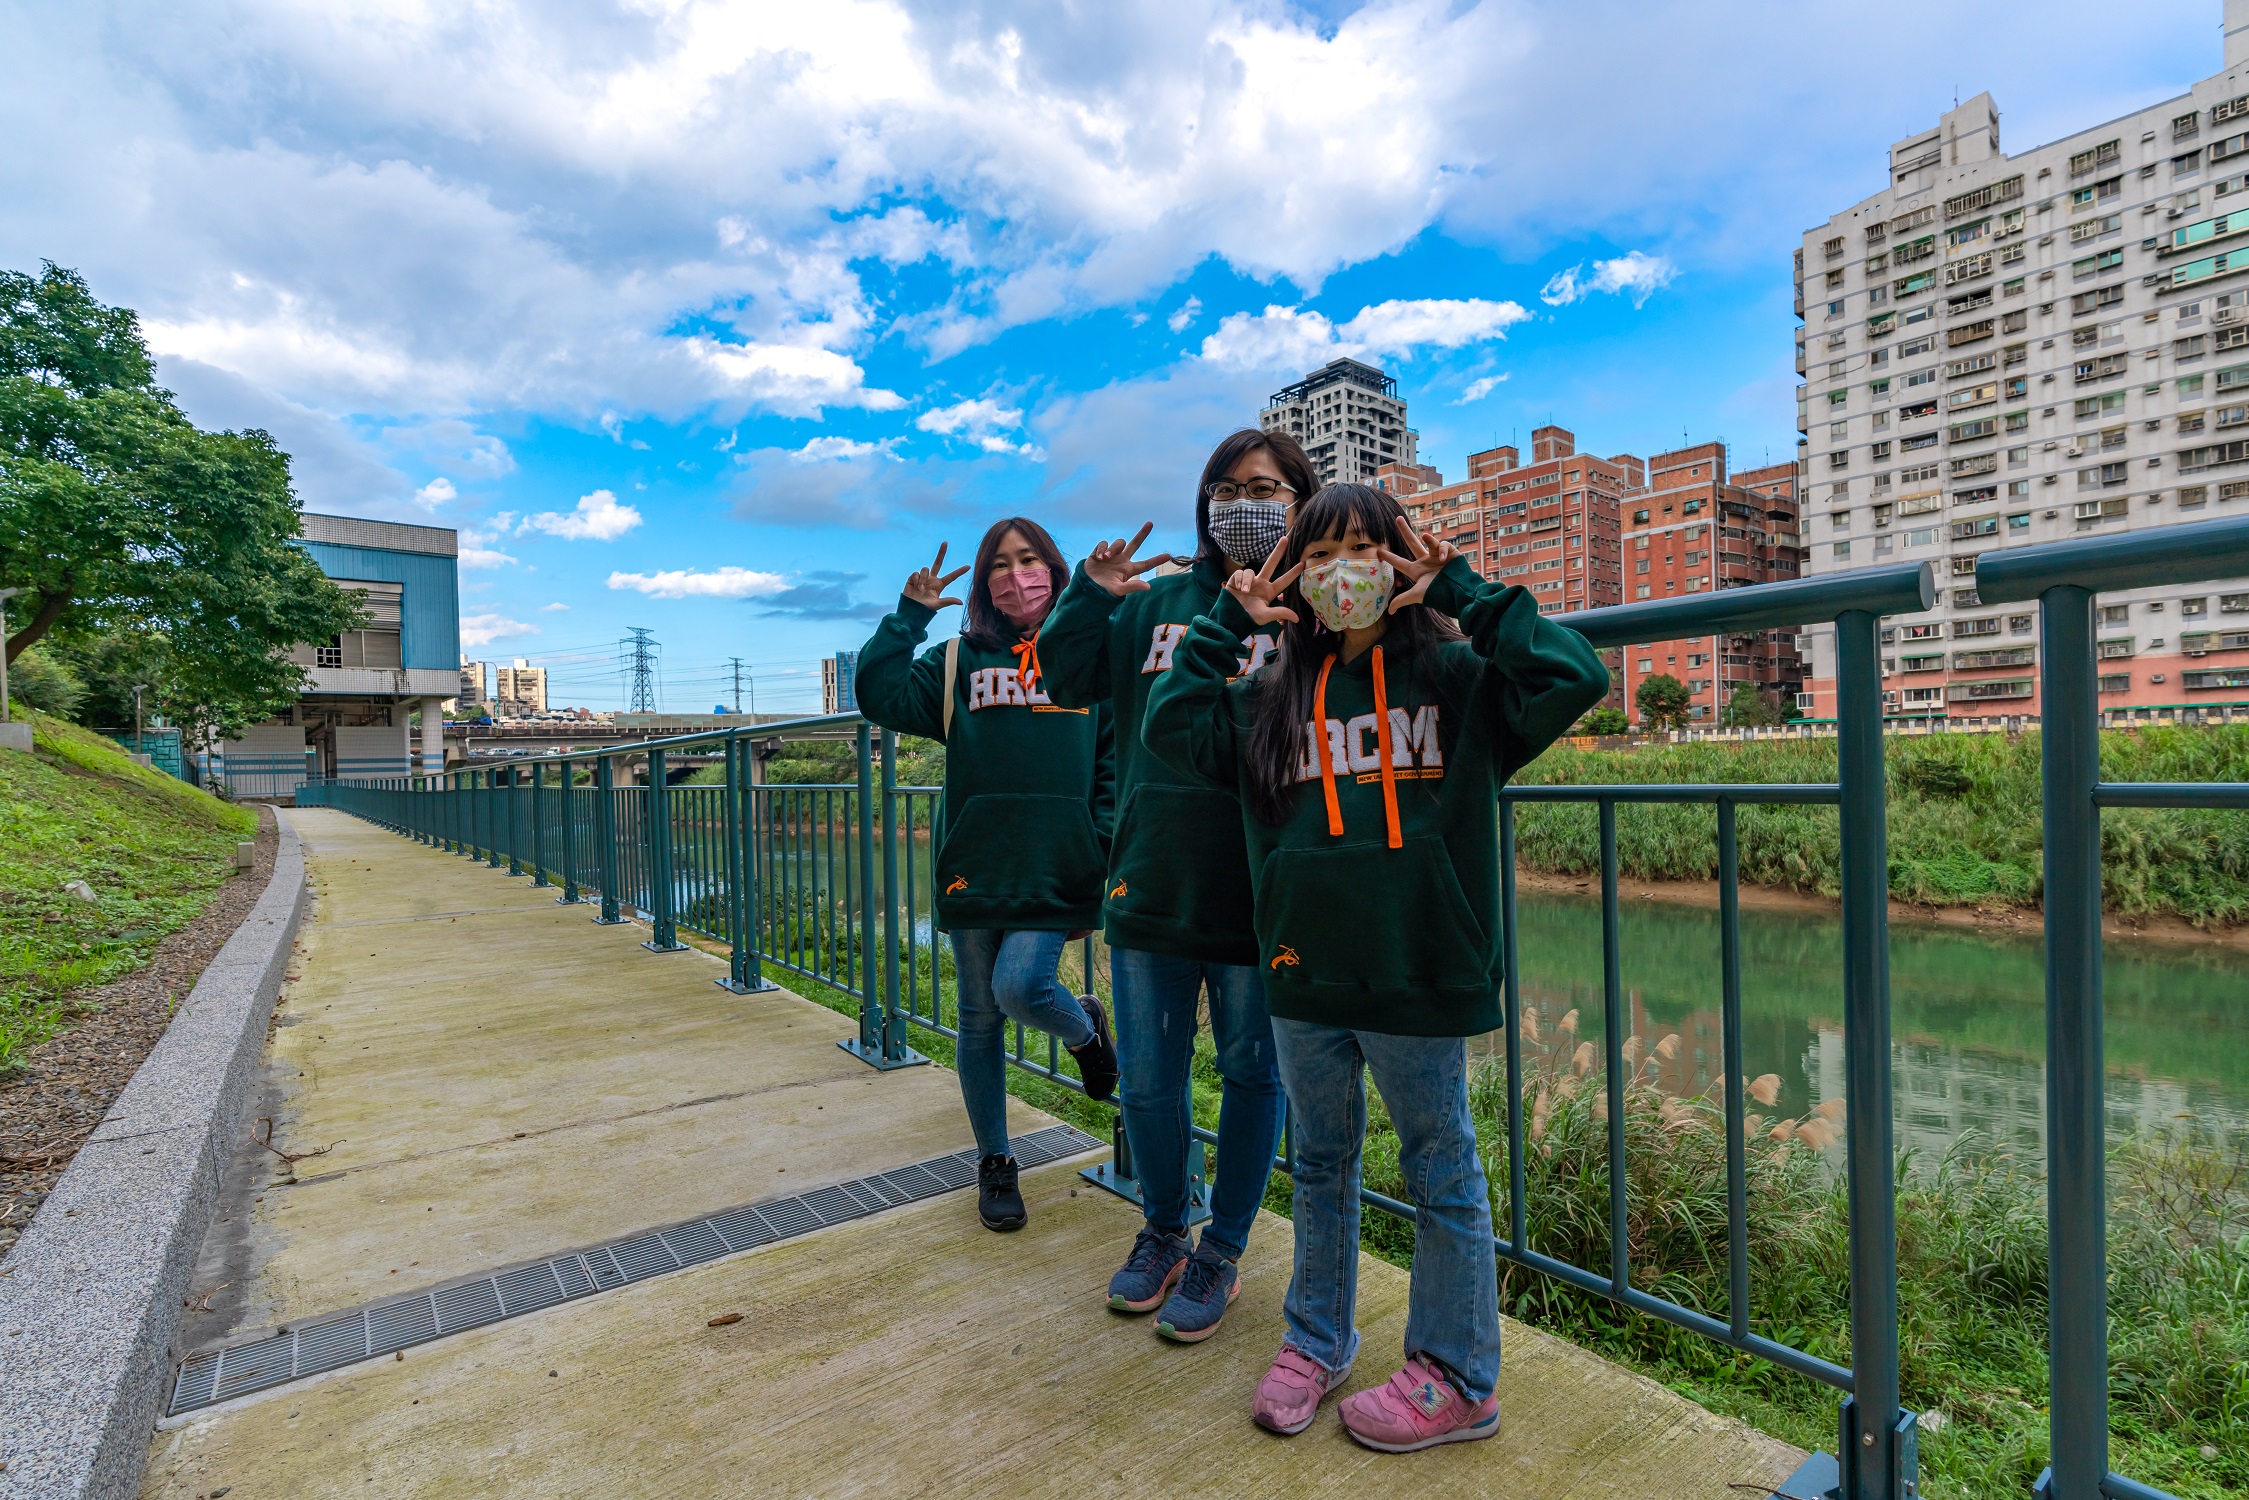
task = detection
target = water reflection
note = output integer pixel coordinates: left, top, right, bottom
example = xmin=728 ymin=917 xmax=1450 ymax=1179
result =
xmin=1502 ymin=891 xmax=2249 ymax=1162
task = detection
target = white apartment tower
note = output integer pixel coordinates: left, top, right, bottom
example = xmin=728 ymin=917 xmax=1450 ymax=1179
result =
xmin=1795 ymin=2 xmax=2249 ymax=724
xmin=1259 ymin=359 xmax=1420 ymax=486
xmin=494 ymin=661 xmax=547 ymax=717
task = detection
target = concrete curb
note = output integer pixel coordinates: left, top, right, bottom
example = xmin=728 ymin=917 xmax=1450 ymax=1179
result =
xmin=0 ymin=809 xmax=309 ymax=1500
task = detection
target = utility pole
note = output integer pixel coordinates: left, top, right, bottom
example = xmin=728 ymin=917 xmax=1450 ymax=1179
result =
xmin=133 ymin=683 xmax=149 ymax=748
xmin=728 ymin=656 xmax=745 ymax=715
xmin=621 ymin=628 xmax=659 ymax=713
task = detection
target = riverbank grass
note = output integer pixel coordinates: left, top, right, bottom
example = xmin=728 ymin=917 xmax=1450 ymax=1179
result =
xmin=0 ymin=711 xmax=255 ymax=1075
xmin=1514 ymin=727 xmax=2249 ymax=926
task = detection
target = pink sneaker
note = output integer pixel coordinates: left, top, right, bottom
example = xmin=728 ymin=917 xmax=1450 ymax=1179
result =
xmin=1251 ymin=1345 xmax=1353 ymax=1436
xmin=1338 ymin=1355 xmax=1499 ymax=1453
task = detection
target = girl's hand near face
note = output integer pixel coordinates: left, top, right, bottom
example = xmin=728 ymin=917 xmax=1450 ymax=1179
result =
xmin=904 ymin=543 xmax=971 ymax=610
xmin=1084 ymin=521 xmax=1175 ymax=598
xmin=1378 ymin=516 xmax=1461 ymax=614
xmin=1224 ymin=538 xmax=1304 ymax=627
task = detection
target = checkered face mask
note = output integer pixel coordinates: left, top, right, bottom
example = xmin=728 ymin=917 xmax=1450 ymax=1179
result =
xmin=1207 ymin=498 xmax=1291 ymax=569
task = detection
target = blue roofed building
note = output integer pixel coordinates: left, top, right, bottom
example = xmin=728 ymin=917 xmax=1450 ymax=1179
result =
xmin=212 ymin=513 xmax=461 ymax=797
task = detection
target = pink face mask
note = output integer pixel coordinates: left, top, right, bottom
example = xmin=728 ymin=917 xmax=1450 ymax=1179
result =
xmin=989 ymin=567 xmax=1054 ymax=627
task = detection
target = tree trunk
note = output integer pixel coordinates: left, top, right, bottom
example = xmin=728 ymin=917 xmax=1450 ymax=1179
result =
xmin=4 ymin=586 xmax=72 ymax=663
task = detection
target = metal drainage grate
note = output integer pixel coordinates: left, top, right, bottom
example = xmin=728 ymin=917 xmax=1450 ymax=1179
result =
xmin=168 ymin=1122 xmax=1099 ymax=1416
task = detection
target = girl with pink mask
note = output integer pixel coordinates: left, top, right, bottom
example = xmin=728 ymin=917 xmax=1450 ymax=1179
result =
xmin=855 ymin=516 xmax=1121 ymax=1233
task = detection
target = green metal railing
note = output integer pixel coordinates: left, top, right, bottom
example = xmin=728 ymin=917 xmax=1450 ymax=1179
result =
xmin=300 ymin=511 xmax=2249 ymax=1500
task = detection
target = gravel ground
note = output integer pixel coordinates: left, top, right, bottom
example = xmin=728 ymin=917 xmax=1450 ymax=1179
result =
xmin=0 ymin=803 xmax=278 ymax=1261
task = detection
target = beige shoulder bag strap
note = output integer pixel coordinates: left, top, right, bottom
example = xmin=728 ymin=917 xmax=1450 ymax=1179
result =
xmin=942 ymin=636 xmax=960 ymax=739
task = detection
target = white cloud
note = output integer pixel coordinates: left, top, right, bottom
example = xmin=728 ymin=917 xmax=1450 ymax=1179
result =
xmin=457 ymin=525 xmax=518 ymax=569
xmin=607 ymin=566 xmax=792 ymax=599
xmin=460 ymin=613 xmax=535 ymax=647
xmin=521 ymin=489 xmax=642 ymax=541
xmin=793 ymin=435 xmax=896 ymax=462
xmin=1167 ymin=296 xmax=1201 ymax=333
xmin=541 ymin=601 xmax=570 ymax=611
xmin=917 ymin=396 xmax=1038 ymax=456
xmin=412 ymin=476 xmax=457 ymax=508
xmin=1456 ymin=374 xmax=1509 ymax=404
xmin=1540 ymin=251 xmax=1679 ymax=309
xmin=1197 ymin=298 xmax=1529 ymax=374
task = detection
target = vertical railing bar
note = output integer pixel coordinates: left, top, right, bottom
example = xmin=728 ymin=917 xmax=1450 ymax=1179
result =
xmin=1834 ymin=606 xmax=1904 ymax=1500
xmin=855 ymin=725 xmax=879 ymax=1052
xmin=2040 ymin=583 xmax=2108 ymax=1500
xmin=1599 ymin=797 xmax=1628 ymax=1299
xmin=558 ymin=759 xmax=579 ymax=903
xmin=1718 ymin=797 xmax=1750 ymax=1345
xmin=531 ymin=761 xmax=547 ymax=886
xmin=879 ymin=729 xmax=905 ymax=1061
xmin=595 ymin=754 xmax=622 ymax=925
xmin=506 ymin=764 xmax=522 ymax=875
xmin=1501 ymin=798 xmax=1527 ymax=1257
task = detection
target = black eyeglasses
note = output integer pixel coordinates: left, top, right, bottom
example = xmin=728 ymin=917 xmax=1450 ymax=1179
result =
xmin=1204 ymin=478 xmax=1296 ymax=503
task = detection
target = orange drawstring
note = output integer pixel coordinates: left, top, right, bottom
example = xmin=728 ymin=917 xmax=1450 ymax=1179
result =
xmin=1371 ymin=646 xmax=1402 ymax=849
xmin=1012 ymin=635 xmax=1043 ymax=695
xmin=1312 ymin=654 xmax=1343 ymax=837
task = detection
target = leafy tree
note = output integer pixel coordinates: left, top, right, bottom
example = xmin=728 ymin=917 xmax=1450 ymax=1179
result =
xmin=0 ymin=262 xmax=362 ymax=743
xmin=6 ymin=643 xmax=82 ymax=718
xmin=1577 ymin=706 xmax=1629 ymax=736
xmin=1721 ymin=682 xmax=1776 ymax=728
xmin=1634 ymin=673 xmax=1692 ymax=733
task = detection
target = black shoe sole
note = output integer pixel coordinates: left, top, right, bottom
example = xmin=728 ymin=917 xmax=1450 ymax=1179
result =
xmin=980 ymin=1209 xmax=1027 ymax=1232
xmin=1071 ymin=994 xmax=1121 ymax=1103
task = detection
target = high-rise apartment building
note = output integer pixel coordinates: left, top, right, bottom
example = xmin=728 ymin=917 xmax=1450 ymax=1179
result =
xmin=455 ymin=659 xmax=488 ymax=714
xmin=1260 ymin=358 xmax=1420 ymax=485
xmin=494 ymin=661 xmax=547 ymax=717
xmin=1794 ymin=5 xmax=2249 ymax=723
xmin=1616 ymin=447 xmax=1806 ymax=723
xmin=1397 ymin=425 xmax=1634 ymax=615
xmin=823 ymin=650 xmax=860 ymax=715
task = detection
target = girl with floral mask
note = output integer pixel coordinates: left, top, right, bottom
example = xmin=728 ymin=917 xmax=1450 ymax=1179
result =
xmin=1141 ymin=482 xmax=1608 ymax=1451
xmin=855 ymin=516 xmax=1120 ymax=1234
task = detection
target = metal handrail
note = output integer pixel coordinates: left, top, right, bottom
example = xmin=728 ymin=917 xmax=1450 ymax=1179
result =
xmin=299 ymin=515 xmax=2249 ymax=1500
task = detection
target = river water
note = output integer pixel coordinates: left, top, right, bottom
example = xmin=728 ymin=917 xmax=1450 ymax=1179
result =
xmin=1505 ymin=890 xmax=2249 ymax=1163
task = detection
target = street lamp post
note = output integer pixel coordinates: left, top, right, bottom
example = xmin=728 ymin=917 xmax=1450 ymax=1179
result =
xmin=0 ymin=588 xmax=20 ymax=725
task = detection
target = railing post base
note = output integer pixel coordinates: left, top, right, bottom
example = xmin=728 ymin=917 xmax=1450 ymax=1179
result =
xmin=714 ymin=975 xmax=780 ymax=994
xmin=590 ymin=913 xmax=630 ymax=926
xmin=641 ymin=937 xmax=691 ymax=954
xmin=1079 ymin=1113 xmax=1212 ymax=1224
xmin=836 ymin=1036 xmax=930 ymax=1071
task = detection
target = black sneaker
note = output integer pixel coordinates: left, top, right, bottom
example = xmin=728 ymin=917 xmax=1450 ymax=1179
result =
xmin=1068 ymin=993 xmax=1120 ymax=1102
xmin=977 ymin=1153 xmax=1026 ymax=1232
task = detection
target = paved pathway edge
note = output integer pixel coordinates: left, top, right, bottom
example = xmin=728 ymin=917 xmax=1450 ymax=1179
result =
xmin=0 ymin=808 xmax=309 ymax=1500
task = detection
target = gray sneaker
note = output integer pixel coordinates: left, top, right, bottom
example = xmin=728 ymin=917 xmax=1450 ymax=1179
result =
xmin=1154 ymin=1243 xmax=1239 ymax=1343
xmin=1107 ymin=1227 xmax=1192 ymax=1313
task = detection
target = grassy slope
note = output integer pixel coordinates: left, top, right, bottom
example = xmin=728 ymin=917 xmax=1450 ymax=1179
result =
xmin=1513 ymin=727 xmax=2249 ymax=926
xmin=0 ymin=710 xmax=257 ymax=1072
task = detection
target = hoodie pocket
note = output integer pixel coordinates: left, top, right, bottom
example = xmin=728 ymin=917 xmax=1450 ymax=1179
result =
xmin=1102 ymin=783 xmax=1254 ymax=934
xmin=1254 ymin=836 xmax=1489 ymax=994
xmin=936 ymin=793 xmax=1105 ymax=915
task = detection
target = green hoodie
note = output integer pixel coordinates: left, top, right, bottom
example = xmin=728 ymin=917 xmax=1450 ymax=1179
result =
xmin=1141 ymin=560 xmax=1608 ymax=1036
xmin=1036 ymin=555 xmax=1285 ymax=966
xmin=856 ymin=597 xmax=1115 ymax=932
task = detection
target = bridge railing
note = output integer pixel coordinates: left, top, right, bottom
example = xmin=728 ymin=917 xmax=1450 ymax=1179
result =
xmin=299 ymin=510 xmax=2249 ymax=1500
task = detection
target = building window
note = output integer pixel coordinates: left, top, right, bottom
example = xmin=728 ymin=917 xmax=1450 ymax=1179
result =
xmin=1833 ymin=541 xmax=1851 ymax=559
xmin=316 ymin=640 xmax=343 ymax=669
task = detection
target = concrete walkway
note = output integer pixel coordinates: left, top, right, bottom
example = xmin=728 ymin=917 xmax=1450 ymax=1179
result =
xmin=145 ymin=808 xmax=1803 ymax=1498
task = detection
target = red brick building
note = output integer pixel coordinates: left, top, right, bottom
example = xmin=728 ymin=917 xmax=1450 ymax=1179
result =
xmin=1615 ymin=445 xmax=1805 ymax=724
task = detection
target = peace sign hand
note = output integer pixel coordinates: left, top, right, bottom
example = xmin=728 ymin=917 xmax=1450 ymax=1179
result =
xmin=1085 ymin=521 xmax=1175 ymax=598
xmin=1378 ymin=515 xmax=1461 ymax=615
xmin=1224 ymin=538 xmax=1303 ymax=627
xmin=904 ymin=543 xmax=971 ymax=611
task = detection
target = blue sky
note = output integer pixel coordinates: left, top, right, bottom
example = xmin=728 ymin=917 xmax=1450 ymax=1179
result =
xmin=0 ymin=1 xmax=2221 ymax=711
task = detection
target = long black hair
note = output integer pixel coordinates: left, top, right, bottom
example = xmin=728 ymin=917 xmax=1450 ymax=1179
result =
xmin=1193 ymin=429 xmax=1318 ymax=567
xmin=1242 ymin=483 xmax=1463 ymax=826
xmin=961 ymin=516 xmax=1068 ymax=650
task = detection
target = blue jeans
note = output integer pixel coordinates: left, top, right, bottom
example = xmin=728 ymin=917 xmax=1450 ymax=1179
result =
xmin=1270 ymin=1018 xmax=1500 ymax=1401
xmin=1110 ymin=947 xmax=1284 ymax=1262
xmin=950 ymin=929 xmax=1094 ymax=1161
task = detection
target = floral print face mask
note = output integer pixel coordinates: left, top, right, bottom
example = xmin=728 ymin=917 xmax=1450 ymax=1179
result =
xmin=1298 ymin=554 xmax=1394 ymax=633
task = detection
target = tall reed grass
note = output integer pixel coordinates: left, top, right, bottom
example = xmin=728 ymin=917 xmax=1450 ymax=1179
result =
xmin=1512 ymin=727 xmax=2249 ymax=926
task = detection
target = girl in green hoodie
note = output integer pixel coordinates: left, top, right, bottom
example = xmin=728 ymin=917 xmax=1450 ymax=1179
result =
xmin=1143 ymin=483 xmax=1608 ymax=1452
xmin=855 ymin=516 xmax=1121 ymax=1234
